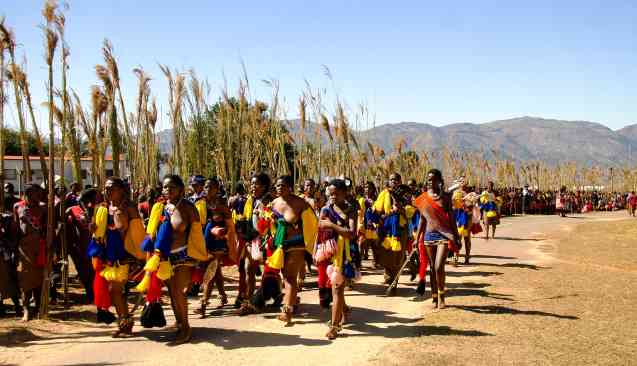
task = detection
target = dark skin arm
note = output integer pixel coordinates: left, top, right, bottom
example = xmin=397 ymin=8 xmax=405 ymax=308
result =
xmin=416 ymin=215 xmax=426 ymax=243
xmin=319 ymin=205 xmax=356 ymax=240
xmin=443 ymin=193 xmax=461 ymax=245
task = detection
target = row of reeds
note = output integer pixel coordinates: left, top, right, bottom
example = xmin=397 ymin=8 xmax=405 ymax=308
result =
xmin=3 ymin=0 xmax=637 ymax=318
xmin=3 ymin=2 xmax=637 ymax=202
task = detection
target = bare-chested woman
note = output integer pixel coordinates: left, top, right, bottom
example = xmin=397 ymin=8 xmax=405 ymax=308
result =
xmin=106 ymin=177 xmax=143 ymax=336
xmin=198 ymin=177 xmax=236 ymax=316
xmin=480 ymin=181 xmax=499 ymax=240
xmin=270 ymin=175 xmax=316 ymax=325
xmin=320 ymin=179 xmax=356 ymax=339
xmin=86 ymin=177 xmax=140 ymax=335
xmin=415 ymin=169 xmax=460 ymax=309
xmin=14 ymin=184 xmax=46 ymax=321
xmin=162 ymin=175 xmax=198 ymax=344
xmin=236 ymin=173 xmax=273 ymax=306
xmin=358 ymin=181 xmax=379 ymax=264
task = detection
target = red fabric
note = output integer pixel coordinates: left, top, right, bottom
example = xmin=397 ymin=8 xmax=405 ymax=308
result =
xmin=418 ymin=240 xmax=429 ymax=281
xmin=262 ymin=237 xmax=280 ymax=275
xmin=317 ymin=260 xmax=331 ymax=289
xmin=406 ymin=239 xmax=413 ymax=253
xmin=448 ymin=240 xmax=460 ymax=253
xmin=191 ymin=267 xmax=204 ymax=284
xmin=256 ymin=218 xmax=270 ymax=235
xmin=146 ymin=272 xmax=163 ymax=302
xmin=92 ymin=259 xmax=111 ymax=309
xmin=414 ymin=192 xmax=450 ymax=222
xmin=138 ymin=201 xmax=150 ymax=219
xmin=35 ymin=239 xmax=47 ymax=267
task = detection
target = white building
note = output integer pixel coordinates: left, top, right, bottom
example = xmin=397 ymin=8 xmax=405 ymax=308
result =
xmin=2 ymin=155 xmax=127 ymax=192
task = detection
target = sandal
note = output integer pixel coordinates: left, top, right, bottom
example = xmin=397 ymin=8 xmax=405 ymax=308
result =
xmin=216 ymin=295 xmax=228 ymax=309
xmin=325 ymin=326 xmax=339 ymax=340
xmin=112 ymin=317 xmax=134 ymax=338
xmin=238 ymin=303 xmax=257 ymax=316
xmin=276 ymin=305 xmax=292 ymax=325
xmin=197 ymin=301 xmax=207 ymax=318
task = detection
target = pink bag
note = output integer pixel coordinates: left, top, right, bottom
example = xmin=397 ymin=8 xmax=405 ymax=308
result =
xmin=249 ymin=237 xmax=263 ymax=262
xmin=313 ymin=238 xmax=337 ymax=263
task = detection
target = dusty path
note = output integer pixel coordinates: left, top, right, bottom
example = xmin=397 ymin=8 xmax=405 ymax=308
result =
xmin=2 ymin=211 xmax=634 ymax=366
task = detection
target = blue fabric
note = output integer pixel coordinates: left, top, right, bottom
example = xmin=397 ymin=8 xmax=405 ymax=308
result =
xmin=154 ymin=220 xmax=173 ymax=257
xmin=105 ymin=229 xmax=126 ymax=262
xmin=382 ymin=213 xmax=400 ymax=237
xmin=87 ymin=238 xmax=104 ymax=258
xmin=283 ymin=234 xmax=304 ymax=248
xmin=204 ymin=221 xmax=227 ymax=252
xmin=141 ymin=236 xmax=154 ymax=253
xmin=424 ymin=230 xmax=446 ymax=242
xmin=343 ymin=262 xmax=356 ymax=279
xmin=168 ymin=248 xmax=189 ymax=263
xmin=364 ymin=209 xmax=380 ymax=228
xmin=454 ymin=209 xmax=468 ymax=227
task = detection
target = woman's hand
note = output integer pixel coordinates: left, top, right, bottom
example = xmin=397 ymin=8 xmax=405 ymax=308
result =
xmin=319 ymin=219 xmax=334 ymax=230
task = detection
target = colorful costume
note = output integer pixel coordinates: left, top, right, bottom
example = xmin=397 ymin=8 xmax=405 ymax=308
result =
xmin=315 ymin=204 xmax=357 ymax=308
xmin=137 ymin=200 xmax=204 ymax=327
xmin=265 ymin=207 xmax=318 ymax=271
xmin=480 ymin=191 xmax=500 ymax=226
xmin=373 ymin=189 xmax=412 ymax=285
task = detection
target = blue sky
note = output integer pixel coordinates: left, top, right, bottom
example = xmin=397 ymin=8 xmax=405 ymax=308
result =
xmin=2 ymin=0 xmax=636 ymax=131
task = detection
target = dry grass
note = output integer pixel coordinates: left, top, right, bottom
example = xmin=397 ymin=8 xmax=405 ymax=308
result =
xmin=373 ymin=219 xmax=637 ymax=366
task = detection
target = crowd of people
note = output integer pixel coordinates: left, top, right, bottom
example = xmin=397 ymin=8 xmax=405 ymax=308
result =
xmin=0 ymin=171 xmax=632 ymax=344
xmin=490 ymin=187 xmax=633 ymax=216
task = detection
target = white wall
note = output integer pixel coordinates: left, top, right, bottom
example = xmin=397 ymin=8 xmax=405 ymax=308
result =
xmin=2 ymin=158 xmax=127 ymax=192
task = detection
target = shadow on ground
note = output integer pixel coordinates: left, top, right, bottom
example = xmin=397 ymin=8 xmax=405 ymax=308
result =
xmin=449 ymin=304 xmax=579 ymax=320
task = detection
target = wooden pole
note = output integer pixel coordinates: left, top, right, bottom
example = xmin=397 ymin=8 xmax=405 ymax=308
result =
xmin=0 ymin=43 xmax=5 ymax=211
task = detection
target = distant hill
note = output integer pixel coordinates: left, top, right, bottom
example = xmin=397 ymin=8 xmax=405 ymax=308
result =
xmin=158 ymin=117 xmax=637 ymax=167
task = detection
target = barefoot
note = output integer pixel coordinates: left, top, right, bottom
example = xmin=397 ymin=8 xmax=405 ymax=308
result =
xmin=21 ymin=311 xmax=29 ymax=322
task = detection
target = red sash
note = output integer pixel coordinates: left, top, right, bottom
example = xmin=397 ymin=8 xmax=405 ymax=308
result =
xmin=414 ymin=192 xmax=450 ymax=224
xmin=414 ymin=192 xmax=456 ymax=245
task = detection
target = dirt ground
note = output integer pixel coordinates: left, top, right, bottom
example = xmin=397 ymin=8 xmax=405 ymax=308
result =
xmin=1 ymin=211 xmax=636 ymax=366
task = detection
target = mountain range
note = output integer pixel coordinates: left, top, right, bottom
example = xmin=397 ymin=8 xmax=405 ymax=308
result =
xmin=158 ymin=117 xmax=637 ymax=167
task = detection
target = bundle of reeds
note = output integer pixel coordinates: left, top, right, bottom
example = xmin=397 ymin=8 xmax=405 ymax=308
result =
xmin=0 ymin=18 xmax=6 ymax=208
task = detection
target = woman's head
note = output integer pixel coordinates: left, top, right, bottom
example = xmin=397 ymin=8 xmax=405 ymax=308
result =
xmin=426 ymin=169 xmax=444 ymax=192
xmin=105 ymin=176 xmax=127 ymax=203
xmin=24 ymin=183 xmax=43 ymax=205
xmin=234 ymin=182 xmax=246 ymax=196
xmin=364 ymin=181 xmax=377 ymax=197
xmin=275 ymin=175 xmax=294 ymax=197
xmin=189 ymin=175 xmax=206 ymax=195
xmin=303 ymin=179 xmax=316 ymax=195
xmin=326 ymin=178 xmax=348 ymax=205
xmin=80 ymin=188 xmax=99 ymax=208
xmin=389 ymin=173 xmax=402 ymax=189
xmin=250 ymin=173 xmax=271 ymax=198
xmin=204 ymin=177 xmax=220 ymax=201
xmin=162 ymin=175 xmax=185 ymax=202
